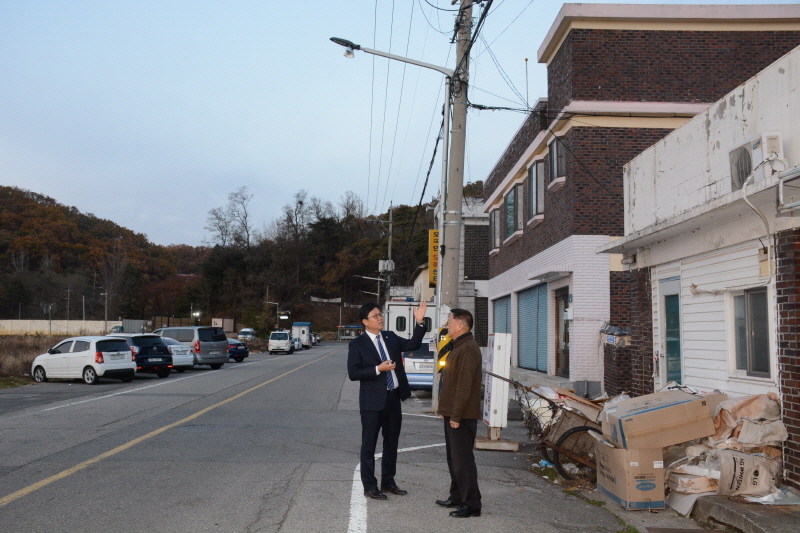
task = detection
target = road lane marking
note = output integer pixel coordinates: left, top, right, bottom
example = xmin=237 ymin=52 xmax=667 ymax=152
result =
xmin=403 ymin=413 xmax=440 ymax=419
xmin=0 ymin=355 xmax=328 ymax=508
xmin=41 ymin=354 xmax=293 ymax=412
xmin=348 ymin=443 xmax=446 ymax=533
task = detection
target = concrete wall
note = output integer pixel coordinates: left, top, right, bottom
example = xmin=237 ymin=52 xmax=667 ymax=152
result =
xmin=0 ymin=320 xmax=121 ymax=336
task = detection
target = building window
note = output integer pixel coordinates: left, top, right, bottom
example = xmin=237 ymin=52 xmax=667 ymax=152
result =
xmin=489 ymin=209 xmax=501 ymax=249
xmin=549 ymin=138 xmax=566 ymax=182
xmin=734 ymin=287 xmax=770 ymax=378
xmin=516 ymin=183 xmax=524 ymax=231
xmin=505 ymin=187 xmax=516 ymax=238
xmin=528 ymin=161 xmax=544 ymax=218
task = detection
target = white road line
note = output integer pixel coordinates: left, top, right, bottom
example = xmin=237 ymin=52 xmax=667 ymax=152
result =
xmin=403 ymin=413 xmax=440 ymax=419
xmin=41 ymin=355 xmax=290 ymax=412
xmin=347 ymin=443 xmax=446 ymax=533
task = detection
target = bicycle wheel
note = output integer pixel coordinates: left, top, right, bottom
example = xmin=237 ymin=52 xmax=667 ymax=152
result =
xmin=552 ymin=426 xmax=598 ymax=482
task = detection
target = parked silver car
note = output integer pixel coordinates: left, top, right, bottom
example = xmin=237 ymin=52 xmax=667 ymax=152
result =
xmin=151 ymin=326 xmax=227 ymax=369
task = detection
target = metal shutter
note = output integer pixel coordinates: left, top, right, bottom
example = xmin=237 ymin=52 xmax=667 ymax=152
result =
xmin=493 ymin=296 xmax=511 ymax=334
xmin=517 ymin=284 xmax=548 ymax=372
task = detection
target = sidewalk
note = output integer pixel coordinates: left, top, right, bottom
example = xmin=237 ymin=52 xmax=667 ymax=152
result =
xmin=404 ymin=391 xmax=799 ymax=533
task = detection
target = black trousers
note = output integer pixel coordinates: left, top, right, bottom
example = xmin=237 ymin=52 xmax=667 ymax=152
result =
xmin=443 ymin=417 xmax=481 ymax=509
xmin=359 ymin=389 xmax=402 ymax=491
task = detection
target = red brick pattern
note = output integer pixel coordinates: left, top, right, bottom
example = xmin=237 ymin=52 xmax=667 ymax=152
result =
xmin=488 ymin=127 xmax=672 ymax=279
xmin=474 ymin=296 xmax=488 ymax=348
xmin=548 ymin=30 xmax=800 ymax=113
xmin=464 ymin=225 xmax=490 ymax=281
xmin=605 ymin=270 xmax=633 ymax=395
xmin=776 ymin=228 xmax=800 ymax=490
xmin=629 ymin=267 xmax=654 ymax=397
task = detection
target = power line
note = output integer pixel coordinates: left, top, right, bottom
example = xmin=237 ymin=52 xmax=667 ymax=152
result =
xmin=416 ymin=0 xmax=450 ymax=35
xmin=374 ymin=0 xmax=397 ymax=213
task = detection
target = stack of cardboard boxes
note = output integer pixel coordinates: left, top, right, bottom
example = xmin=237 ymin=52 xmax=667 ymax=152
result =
xmin=591 ymin=390 xmax=727 ymax=510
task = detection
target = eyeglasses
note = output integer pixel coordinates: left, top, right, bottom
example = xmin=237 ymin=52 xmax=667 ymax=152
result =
xmin=368 ymin=312 xmax=383 ymax=320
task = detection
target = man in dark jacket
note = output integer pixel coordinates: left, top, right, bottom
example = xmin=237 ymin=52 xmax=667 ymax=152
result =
xmin=347 ymin=301 xmax=428 ymax=499
xmin=435 ymin=308 xmax=482 ymax=517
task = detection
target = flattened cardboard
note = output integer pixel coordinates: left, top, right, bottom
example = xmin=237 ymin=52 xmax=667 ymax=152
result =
xmin=591 ymin=432 xmax=665 ymax=510
xmin=666 ymin=473 xmax=717 ymax=494
xmin=601 ymin=391 xmax=717 ymax=449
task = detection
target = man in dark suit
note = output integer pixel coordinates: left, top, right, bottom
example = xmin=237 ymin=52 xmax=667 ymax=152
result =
xmin=348 ymin=301 xmax=428 ymax=500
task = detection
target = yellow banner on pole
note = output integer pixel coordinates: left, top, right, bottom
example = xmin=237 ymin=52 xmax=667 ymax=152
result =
xmin=429 ymin=229 xmax=439 ymax=287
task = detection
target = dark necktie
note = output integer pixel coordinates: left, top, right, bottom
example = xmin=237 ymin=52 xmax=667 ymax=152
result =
xmin=375 ymin=335 xmax=395 ymax=390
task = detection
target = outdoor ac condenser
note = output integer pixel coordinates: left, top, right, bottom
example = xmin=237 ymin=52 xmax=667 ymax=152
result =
xmin=728 ymin=131 xmax=784 ymax=191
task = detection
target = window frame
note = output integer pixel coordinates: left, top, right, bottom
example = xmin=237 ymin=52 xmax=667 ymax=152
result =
xmin=504 ymin=186 xmax=516 ymax=239
xmin=727 ymin=285 xmax=774 ymax=381
xmin=528 ymin=160 xmax=545 ymax=219
xmin=548 ymin=137 xmax=566 ymax=182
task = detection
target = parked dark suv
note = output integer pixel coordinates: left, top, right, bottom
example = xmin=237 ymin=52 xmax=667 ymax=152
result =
xmin=109 ymin=334 xmax=173 ymax=378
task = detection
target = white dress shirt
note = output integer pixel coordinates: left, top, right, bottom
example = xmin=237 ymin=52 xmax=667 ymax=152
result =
xmin=372 ymin=333 xmax=398 ymax=390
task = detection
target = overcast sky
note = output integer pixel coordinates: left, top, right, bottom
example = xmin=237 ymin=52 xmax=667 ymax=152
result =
xmin=0 ymin=0 xmax=791 ymax=246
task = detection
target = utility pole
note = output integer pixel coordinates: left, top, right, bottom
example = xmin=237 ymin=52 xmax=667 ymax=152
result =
xmin=65 ymin=285 xmax=72 ymax=321
xmin=439 ymin=0 xmax=472 ymax=316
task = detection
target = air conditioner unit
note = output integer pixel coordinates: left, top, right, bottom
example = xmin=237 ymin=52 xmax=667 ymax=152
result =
xmin=728 ymin=131 xmax=784 ymax=191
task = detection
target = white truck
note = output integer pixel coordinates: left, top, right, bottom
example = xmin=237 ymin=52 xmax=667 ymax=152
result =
xmin=292 ymin=322 xmax=313 ymax=349
xmin=382 ymin=301 xmax=434 ymax=339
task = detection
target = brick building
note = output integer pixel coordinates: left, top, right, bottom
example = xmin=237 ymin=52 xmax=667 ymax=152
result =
xmin=482 ymin=4 xmax=800 ymax=390
xmin=600 ymin=43 xmax=800 ymax=490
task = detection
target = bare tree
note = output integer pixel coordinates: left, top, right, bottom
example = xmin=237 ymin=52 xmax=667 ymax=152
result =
xmin=204 ymin=206 xmax=233 ymax=247
xmin=10 ymin=250 xmax=27 ymax=272
xmin=228 ymin=186 xmax=254 ymax=251
xmin=339 ymin=191 xmax=365 ymax=220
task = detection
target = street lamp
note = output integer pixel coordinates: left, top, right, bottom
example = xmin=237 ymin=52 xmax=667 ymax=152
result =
xmin=265 ymin=301 xmax=280 ymax=330
xmin=331 ymin=37 xmax=453 ymax=329
xmin=192 ymin=311 xmax=200 ymax=325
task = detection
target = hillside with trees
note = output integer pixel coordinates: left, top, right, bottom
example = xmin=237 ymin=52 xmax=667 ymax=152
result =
xmin=0 ymin=184 xmax=443 ymax=332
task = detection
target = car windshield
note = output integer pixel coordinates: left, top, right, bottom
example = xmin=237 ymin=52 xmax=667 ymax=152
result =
xmin=198 ymin=328 xmax=227 ymax=342
xmin=403 ymin=346 xmax=434 ymax=359
xmin=240 ymin=329 xmax=253 ymax=334
xmin=161 ymin=337 xmax=180 ymax=345
xmin=97 ymin=339 xmax=132 ymax=353
xmin=131 ymin=336 xmax=166 ymax=347
xmin=271 ymin=332 xmax=289 ymax=340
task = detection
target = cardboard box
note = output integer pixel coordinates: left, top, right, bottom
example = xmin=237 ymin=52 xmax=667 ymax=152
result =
xmin=667 ymin=473 xmax=717 ymax=494
xmin=591 ymin=432 xmax=665 ymax=510
xmin=601 ymin=391 xmax=716 ymax=449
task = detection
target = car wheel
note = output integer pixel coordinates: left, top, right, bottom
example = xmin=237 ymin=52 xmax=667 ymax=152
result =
xmin=235 ymin=357 xmax=244 ymax=363
xmin=83 ymin=367 xmax=99 ymax=385
xmin=210 ymin=364 xmax=222 ymax=370
xmin=33 ymin=366 xmax=47 ymax=383
xmin=289 ymin=348 xmax=294 ymax=354
xmin=176 ymin=368 xmax=186 ymax=373
xmin=120 ymin=374 xmax=134 ymax=383
xmin=156 ymin=368 xmax=170 ymax=378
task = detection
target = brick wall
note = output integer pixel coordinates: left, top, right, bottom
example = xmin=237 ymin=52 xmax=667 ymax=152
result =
xmin=629 ymin=267 xmax=654 ymax=397
xmin=474 ymin=296 xmax=488 ymax=348
xmin=549 ymin=30 xmax=800 ymax=113
xmin=464 ymin=225 xmax=490 ymax=281
xmin=604 ymin=270 xmax=633 ymax=395
xmin=484 ymin=101 xmax=548 ymax=199
xmin=775 ymin=228 xmax=800 ymax=490
xmin=488 ymin=127 xmax=673 ymax=279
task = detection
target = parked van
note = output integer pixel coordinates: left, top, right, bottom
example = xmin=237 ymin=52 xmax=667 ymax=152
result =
xmin=268 ymin=330 xmax=293 ymax=354
xmin=151 ymin=326 xmax=228 ymax=369
xmin=238 ymin=328 xmax=256 ymax=341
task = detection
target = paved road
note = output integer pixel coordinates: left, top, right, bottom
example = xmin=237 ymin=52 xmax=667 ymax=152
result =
xmin=0 ymin=342 xmax=696 ymax=532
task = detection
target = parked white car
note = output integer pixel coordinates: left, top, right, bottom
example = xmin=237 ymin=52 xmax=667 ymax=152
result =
xmin=160 ymin=337 xmax=194 ymax=372
xmin=31 ymin=336 xmax=136 ymax=385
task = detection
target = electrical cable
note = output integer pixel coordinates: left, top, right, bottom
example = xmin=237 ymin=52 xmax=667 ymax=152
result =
xmin=381 ymin=0 xmax=416 ymax=214
xmin=476 ymin=0 xmax=535 ymax=56
xmin=375 ymin=0 xmax=397 ymax=213
xmin=403 ymin=118 xmax=445 ymax=254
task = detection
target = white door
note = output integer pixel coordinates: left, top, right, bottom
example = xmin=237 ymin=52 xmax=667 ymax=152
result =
xmin=47 ymin=340 xmax=74 ymax=376
xmin=67 ymin=340 xmax=92 ymax=377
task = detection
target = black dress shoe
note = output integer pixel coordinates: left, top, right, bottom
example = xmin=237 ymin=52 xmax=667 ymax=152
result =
xmin=364 ymin=489 xmax=387 ymax=500
xmin=450 ymin=505 xmax=481 ymax=517
xmin=380 ymin=484 xmax=407 ymax=495
xmin=435 ymin=499 xmax=459 ymax=508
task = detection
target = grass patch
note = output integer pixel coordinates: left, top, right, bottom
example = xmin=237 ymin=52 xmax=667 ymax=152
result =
xmin=0 ymin=334 xmax=67 ymax=378
xmin=0 ymin=375 xmax=32 ymax=389
xmin=619 ymin=527 xmax=640 ymax=533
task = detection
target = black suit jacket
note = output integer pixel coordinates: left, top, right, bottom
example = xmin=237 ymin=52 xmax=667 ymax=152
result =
xmin=347 ymin=323 xmax=427 ymax=411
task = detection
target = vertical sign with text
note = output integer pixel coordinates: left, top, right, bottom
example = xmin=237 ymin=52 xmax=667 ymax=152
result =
xmin=428 ymin=229 xmax=439 ymax=288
